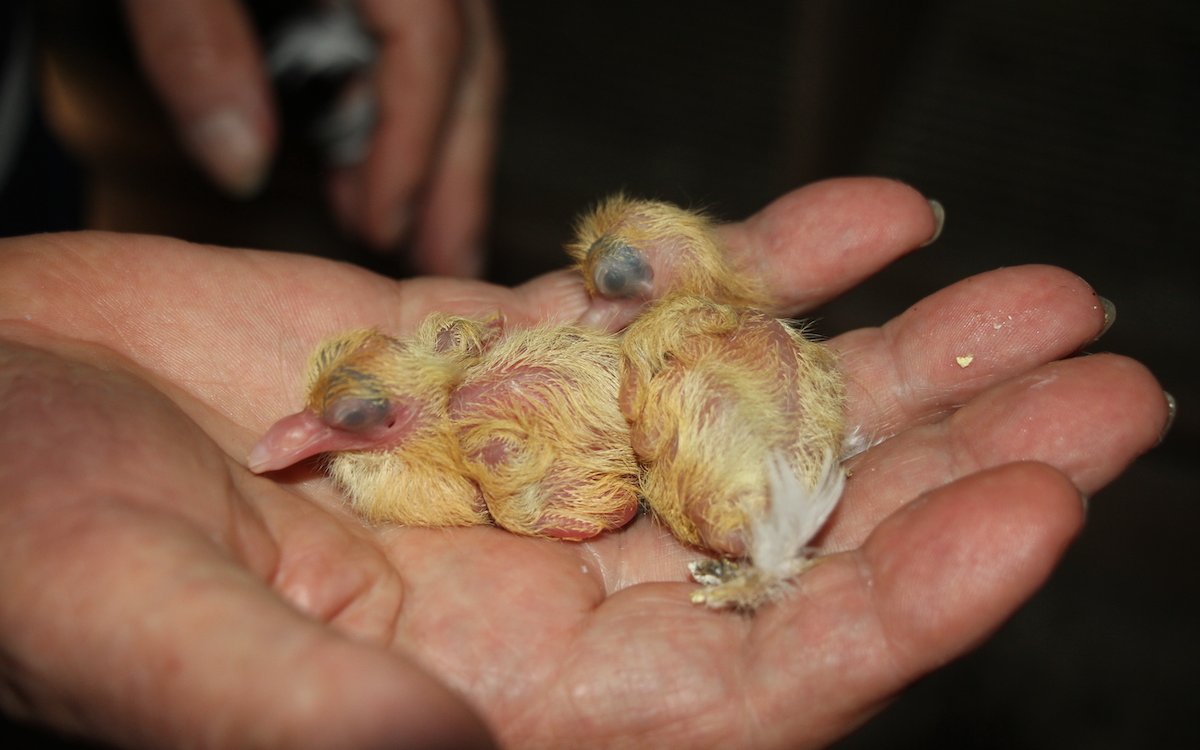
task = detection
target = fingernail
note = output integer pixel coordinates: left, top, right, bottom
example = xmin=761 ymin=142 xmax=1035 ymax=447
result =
xmin=920 ymin=199 xmax=945 ymax=247
xmin=185 ymin=108 xmax=270 ymax=199
xmin=1159 ymin=391 xmax=1176 ymax=444
xmin=1095 ymin=296 xmax=1116 ymax=340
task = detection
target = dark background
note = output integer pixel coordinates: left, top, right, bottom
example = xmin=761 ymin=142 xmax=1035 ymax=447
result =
xmin=2 ymin=1 xmax=1196 ymax=747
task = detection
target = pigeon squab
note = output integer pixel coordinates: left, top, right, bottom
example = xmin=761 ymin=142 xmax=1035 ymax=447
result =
xmin=250 ymin=315 xmax=640 ymax=540
xmin=570 ymin=195 xmax=849 ymax=609
xmin=450 ymin=323 xmax=641 ymax=540
xmin=248 ymin=318 xmax=490 ymax=527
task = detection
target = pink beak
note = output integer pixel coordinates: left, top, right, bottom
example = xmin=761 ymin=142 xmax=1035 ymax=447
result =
xmin=248 ymin=410 xmax=368 ymax=473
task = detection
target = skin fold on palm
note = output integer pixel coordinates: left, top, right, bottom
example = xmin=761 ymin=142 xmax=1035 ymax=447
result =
xmin=0 ymin=178 xmax=1169 ymax=749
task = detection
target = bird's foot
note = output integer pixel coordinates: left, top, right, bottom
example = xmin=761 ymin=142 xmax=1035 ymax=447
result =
xmin=688 ymin=556 xmax=818 ymax=611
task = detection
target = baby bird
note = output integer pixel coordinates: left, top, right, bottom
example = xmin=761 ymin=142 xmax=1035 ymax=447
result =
xmin=450 ymin=324 xmax=641 ymax=540
xmin=621 ymin=295 xmax=846 ymax=609
xmin=248 ymin=318 xmax=490 ymax=527
xmin=566 ymin=193 xmax=772 ymax=326
xmin=570 ymin=195 xmax=848 ymax=610
xmin=250 ymin=315 xmax=640 ymax=540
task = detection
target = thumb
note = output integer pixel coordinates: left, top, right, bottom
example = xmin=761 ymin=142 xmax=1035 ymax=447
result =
xmin=0 ymin=504 xmax=494 ymax=749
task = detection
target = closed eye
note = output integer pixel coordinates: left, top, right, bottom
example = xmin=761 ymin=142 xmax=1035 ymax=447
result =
xmin=588 ymin=238 xmax=653 ymax=298
xmin=322 ymin=396 xmax=392 ymax=432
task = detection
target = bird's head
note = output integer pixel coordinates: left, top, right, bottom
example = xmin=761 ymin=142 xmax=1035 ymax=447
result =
xmin=247 ymin=328 xmax=462 ymax=473
xmin=566 ymin=194 xmax=769 ymax=310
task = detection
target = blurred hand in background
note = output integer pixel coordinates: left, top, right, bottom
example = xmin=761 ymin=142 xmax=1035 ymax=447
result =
xmin=122 ymin=0 xmax=502 ymax=275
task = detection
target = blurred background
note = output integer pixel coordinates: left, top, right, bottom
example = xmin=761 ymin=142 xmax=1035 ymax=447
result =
xmin=2 ymin=0 xmax=1196 ymax=747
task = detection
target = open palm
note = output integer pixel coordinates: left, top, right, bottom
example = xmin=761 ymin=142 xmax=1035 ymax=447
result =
xmin=0 ymin=179 xmax=1167 ymax=749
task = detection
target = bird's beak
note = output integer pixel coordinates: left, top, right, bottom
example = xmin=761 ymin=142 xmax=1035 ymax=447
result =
xmin=247 ymin=409 xmax=367 ymax=473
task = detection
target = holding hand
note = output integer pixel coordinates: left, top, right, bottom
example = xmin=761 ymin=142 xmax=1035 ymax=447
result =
xmin=0 ymin=178 xmax=1169 ymax=748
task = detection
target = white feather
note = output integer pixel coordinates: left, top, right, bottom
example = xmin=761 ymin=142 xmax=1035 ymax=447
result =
xmin=747 ymin=449 xmax=845 ymax=577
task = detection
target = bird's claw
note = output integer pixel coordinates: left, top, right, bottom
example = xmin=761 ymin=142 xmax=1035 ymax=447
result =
xmin=687 ymin=557 xmax=743 ymax=586
xmin=688 ymin=555 xmax=821 ymax=610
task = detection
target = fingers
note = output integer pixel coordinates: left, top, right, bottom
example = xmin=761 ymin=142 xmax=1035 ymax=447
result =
xmin=0 ymin=232 xmax=561 ymax=430
xmin=123 ymin=0 xmax=500 ymax=272
xmin=815 ymin=262 xmax=1166 ymax=547
xmin=718 ymin=177 xmax=943 ymax=313
xmin=823 ymin=263 xmax=1164 ymax=547
xmin=500 ymin=177 xmax=943 ymax=328
xmin=407 ymin=0 xmax=504 ymax=276
xmin=0 ymin=340 xmax=494 ymax=748
xmin=833 ymin=264 xmax=1111 ymax=438
xmin=853 ymin=462 xmax=1083 ymax=685
xmin=510 ymin=269 xmax=596 ymax=325
xmin=122 ymin=0 xmax=276 ymax=196
xmin=334 ymin=1 xmax=467 ymax=254
xmin=829 ymin=353 xmax=1167 ymax=550
xmin=743 ymin=462 xmax=1083 ymax=746
xmin=0 ymin=507 xmax=493 ymax=748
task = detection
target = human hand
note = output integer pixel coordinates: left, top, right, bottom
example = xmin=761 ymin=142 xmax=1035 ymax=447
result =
xmin=121 ymin=0 xmax=501 ymax=275
xmin=0 ymin=178 xmax=1169 ymax=748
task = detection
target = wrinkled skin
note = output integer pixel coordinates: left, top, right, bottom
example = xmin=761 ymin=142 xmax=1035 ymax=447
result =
xmin=0 ymin=178 xmax=1169 ymax=749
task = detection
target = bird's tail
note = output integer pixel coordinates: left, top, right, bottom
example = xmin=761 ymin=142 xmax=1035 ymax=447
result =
xmin=689 ymin=449 xmax=845 ymax=610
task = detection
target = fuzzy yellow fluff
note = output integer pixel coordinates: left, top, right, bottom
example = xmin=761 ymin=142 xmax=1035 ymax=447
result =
xmin=300 ymin=316 xmax=639 ymax=538
xmin=566 ymin=194 xmax=771 ymax=309
xmin=304 ymin=323 xmax=489 ymax=527
xmin=452 ymin=324 xmax=640 ymax=538
xmin=620 ymin=295 xmax=845 ymax=554
xmin=276 ymin=192 xmax=850 ymax=610
xmin=568 ymin=193 xmax=850 ymax=609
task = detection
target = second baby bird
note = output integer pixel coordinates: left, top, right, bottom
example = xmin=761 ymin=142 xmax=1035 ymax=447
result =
xmin=571 ymin=195 xmax=849 ymax=610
